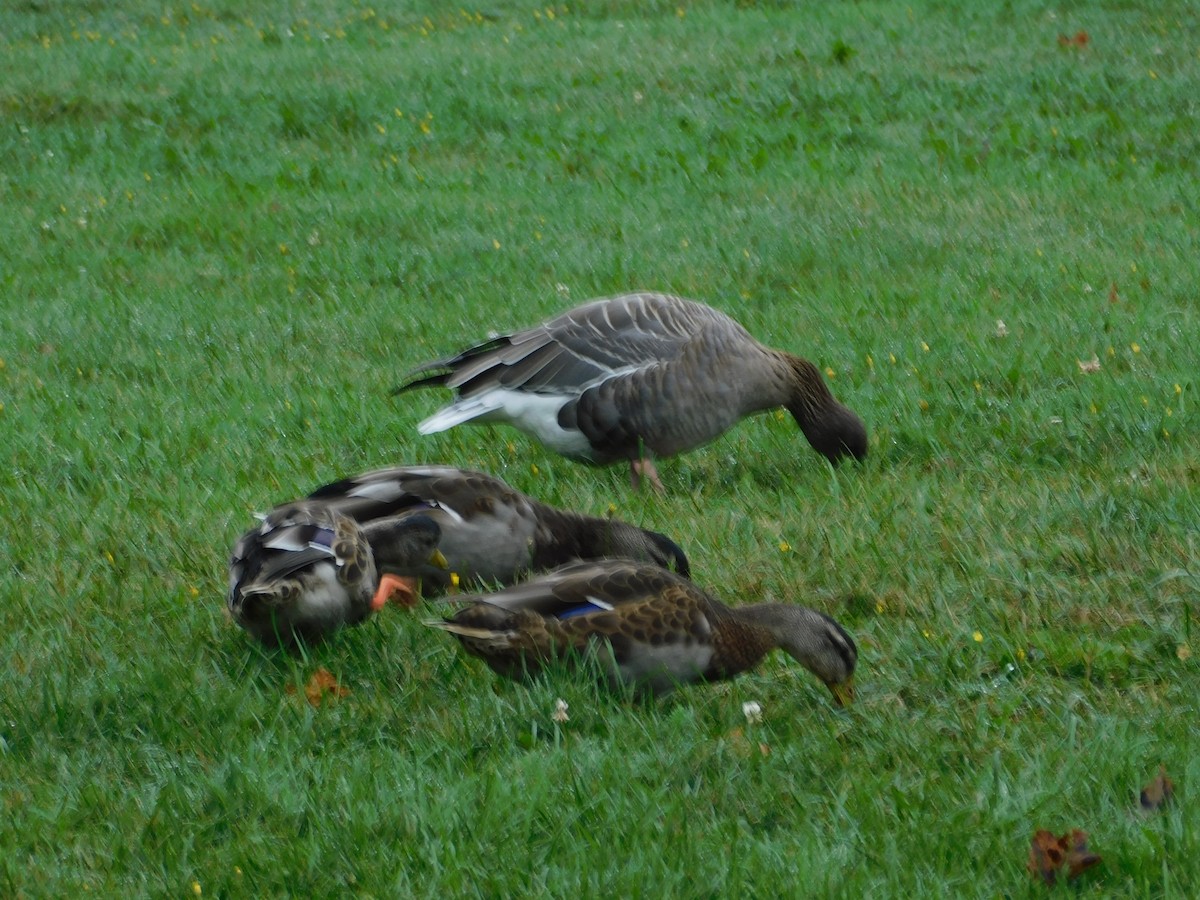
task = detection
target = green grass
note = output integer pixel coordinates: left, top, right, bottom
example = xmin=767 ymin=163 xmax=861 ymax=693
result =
xmin=2 ymin=0 xmax=1198 ymax=894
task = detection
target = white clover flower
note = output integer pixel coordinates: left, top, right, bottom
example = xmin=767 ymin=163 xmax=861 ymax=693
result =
xmin=552 ymin=698 xmax=569 ymax=723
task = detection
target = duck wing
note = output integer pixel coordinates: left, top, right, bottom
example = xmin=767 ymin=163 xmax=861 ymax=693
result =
xmin=451 ymin=559 xmax=697 ymax=621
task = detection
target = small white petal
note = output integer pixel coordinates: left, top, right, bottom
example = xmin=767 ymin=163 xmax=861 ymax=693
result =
xmin=552 ymin=698 xmax=569 ymax=723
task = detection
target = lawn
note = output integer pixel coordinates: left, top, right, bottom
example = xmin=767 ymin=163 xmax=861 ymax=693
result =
xmin=1 ymin=0 xmax=1197 ymax=895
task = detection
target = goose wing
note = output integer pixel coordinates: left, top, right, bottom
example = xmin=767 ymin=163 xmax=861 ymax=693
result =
xmin=399 ymin=293 xmax=730 ymax=398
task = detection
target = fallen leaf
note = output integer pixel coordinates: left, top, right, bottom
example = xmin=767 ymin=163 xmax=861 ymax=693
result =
xmin=1028 ymin=829 xmax=1101 ymax=885
xmin=725 ymin=727 xmax=770 ymax=758
xmin=286 ymin=667 xmax=350 ymax=707
xmin=1057 ymin=30 xmax=1090 ymax=48
xmin=1065 ymin=829 xmax=1102 ymax=880
xmin=1077 ymin=355 xmax=1101 ymax=373
xmin=1028 ymin=830 xmax=1066 ymax=885
xmin=1140 ymin=765 xmax=1175 ymax=811
xmin=1108 ymin=282 xmax=1120 ymax=304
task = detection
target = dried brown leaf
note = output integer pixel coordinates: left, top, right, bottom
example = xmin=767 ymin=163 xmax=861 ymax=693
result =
xmin=1028 ymin=828 xmax=1101 ymax=885
xmin=1057 ymin=30 xmax=1090 ymax=48
xmin=1065 ymin=829 xmax=1102 ymax=880
xmin=1028 ymin=830 xmax=1066 ymax=885
xmin=287 ymin=667 xmax=350 ymax=707
xmin=1140 ymin=765 xmax=1175 ymax=811
xmin=725 ymin=727 xmax=770 ymax=758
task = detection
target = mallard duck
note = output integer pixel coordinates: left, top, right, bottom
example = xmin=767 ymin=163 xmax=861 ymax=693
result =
xmin=227 ymin=502 xmax=445 ymax=647
xmin=427 ymin=559 xmax=857 ymax=704
xmin=395 ymin=292 xmax=868 ymax=491
xmin=304 ymin=465 xmax=690 ymax=604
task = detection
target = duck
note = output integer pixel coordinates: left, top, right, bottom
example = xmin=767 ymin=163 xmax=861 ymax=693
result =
xmin=395 ymin=292 xmax=868 ymax=491
xmin=302 ymin=465 xmax=690 ymax=604
xmin=227 ymin=502 xmax=445 ymax=647
xmin=427 ymin=559 xmax=857 ymax=704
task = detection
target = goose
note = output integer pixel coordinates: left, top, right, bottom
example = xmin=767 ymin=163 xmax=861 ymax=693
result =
xmin=395 ymin=292 xmax=867 ymax=491
xmin=302 ymin=464 xmax=690 ymax=604
xmin=428 ymin=559 xmax=857 ymax=704
xmin=227 ymin=502 xmax=445 ymax=647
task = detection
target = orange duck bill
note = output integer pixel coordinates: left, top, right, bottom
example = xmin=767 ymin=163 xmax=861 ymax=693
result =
xmin=370 ymin=549 xmax=449 ymax=610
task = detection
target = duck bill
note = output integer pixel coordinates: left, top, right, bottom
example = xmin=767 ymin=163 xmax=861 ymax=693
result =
xmin=428 ymin=549 xmax=449 ymax=570
xmin=828 ymin=677 xmax=855 ymax=707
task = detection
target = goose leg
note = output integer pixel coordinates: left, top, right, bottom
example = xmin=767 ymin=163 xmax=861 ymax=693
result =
xmin=371 ymin=573 xmax=421 ymax=610
xmin=630 ymin=457 xmax=665 ymax=494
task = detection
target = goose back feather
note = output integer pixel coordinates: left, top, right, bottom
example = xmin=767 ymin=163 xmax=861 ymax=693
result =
xmin=396 ymin=293 xmax=867 ymax=484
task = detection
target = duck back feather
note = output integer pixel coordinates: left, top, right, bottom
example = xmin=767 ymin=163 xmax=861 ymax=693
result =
xmin=431 ymin=559 xmax=856 ymax=702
